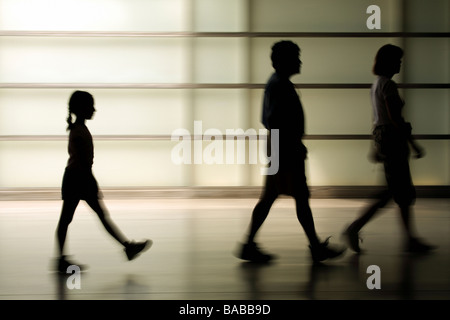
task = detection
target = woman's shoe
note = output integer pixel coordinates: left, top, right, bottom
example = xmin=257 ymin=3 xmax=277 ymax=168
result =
xmin=342 ymin=225 xmax=362 ymax=253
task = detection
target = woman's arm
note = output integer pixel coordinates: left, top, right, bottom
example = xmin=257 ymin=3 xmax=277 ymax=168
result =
xmin=385 ymin=95 xmax=424 ymax=159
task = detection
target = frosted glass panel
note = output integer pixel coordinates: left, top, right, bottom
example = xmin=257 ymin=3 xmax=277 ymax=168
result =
xmin=0 ymin=37 xmax=189 ymax=83
xmin=93 ymin=141 xmax=186 ymax=187
xmin=193 ymin=38 xmax=247 ymax=83
xmin=305 ymin=140 xmax=385 ymax=186
xmin=250 ymin=38 xmax=403 ymax=84
xmin=192 ymin=138 xmax=248 ymax=186
xmin=403 ymin=39 xmax=450 ymax=83
xmin=83 ymin=89 xmax=188 ymax=135
xmin=0 ymin=89 xmax=188 ymax=135
xmin=249 ymin=164 xmax=265 ymax=187
xmin=193 ymin=0 xmax=247 ymax=32
xmin=404 ymin=0 xmax=450 ymax=32
xmin=194 ymin=163 xmax=247 ymax=186
xmin=0 ymin=0 xmax=188 ymax=32
xmin=251 ymin=0 xmax=402 ymax=32
xmin=0 ymin=141 xmax=188 ymax=188
xmin=403 ymin=90 xmax=450 ymax=135
xmin=409 ymin=141 xmax=450 ymax=185
xmin=0 ymin=89 xmax=70 ymax=135
xmin=301 ymin=89 xmax=372 ymax=134
xmin=193 ymin=89 xmax=248 ymax=131
xmin=0 ymin=141 xmax=67 ymax=188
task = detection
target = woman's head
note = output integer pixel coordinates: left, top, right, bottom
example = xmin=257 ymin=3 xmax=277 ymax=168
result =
xmin=67 ymin=91 xmax=95 ymax=130
xmin=373 ymin=44 xmax=403 ymax=77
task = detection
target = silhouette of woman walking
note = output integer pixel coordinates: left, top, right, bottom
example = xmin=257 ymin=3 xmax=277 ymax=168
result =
xmin=55 ymin=91 xmax=151 ymax=273
xmin=343 ymin=44 xmax=435 ymax=254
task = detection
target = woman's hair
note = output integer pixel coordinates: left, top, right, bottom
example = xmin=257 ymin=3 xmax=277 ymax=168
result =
xmin=271 ymin=40 xmax=300 ymax=71
xmin=66 ymin=90 xmax=94 ymax=131
xmin=372 ymin=44 xmax=404 ymax=76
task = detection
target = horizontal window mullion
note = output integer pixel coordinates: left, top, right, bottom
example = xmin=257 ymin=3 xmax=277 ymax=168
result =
xmin=1 ymin=134 xmax=449 ymax=142
xmin=1 ymin=83 xmax=448 ymax=89
xmin=1 ymin=31 xmax=449 ymax=38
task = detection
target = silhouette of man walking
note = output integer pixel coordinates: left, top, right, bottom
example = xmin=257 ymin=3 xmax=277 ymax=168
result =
xmin=236 ymin=41 xmax=345 ymax=263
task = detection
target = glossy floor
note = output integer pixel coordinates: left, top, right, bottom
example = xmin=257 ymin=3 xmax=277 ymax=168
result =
xmin=0 ymin=197 xmax=449 ymax=300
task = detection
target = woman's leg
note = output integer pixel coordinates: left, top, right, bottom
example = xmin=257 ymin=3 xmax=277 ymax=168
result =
xmin=386 ymin=157 xmax=424 ymax=245
xmin=350 ymin=189 xmax=391 ymax=233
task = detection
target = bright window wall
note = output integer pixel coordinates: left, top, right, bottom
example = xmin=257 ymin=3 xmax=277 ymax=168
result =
xmin=0 ymin=0 xmax=448 ymax=189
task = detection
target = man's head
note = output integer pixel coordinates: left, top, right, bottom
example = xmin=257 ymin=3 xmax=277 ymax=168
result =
xmin=271 ymin=40 xmax=301 ymax=76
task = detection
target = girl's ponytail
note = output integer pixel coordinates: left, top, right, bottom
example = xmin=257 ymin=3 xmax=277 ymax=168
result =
xmin=66 ymin=90 xmax=93 ymax=131
xmin=66 ymin=112 xmax=74 ymax=131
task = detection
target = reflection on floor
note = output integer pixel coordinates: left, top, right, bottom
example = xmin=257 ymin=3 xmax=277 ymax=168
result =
xmin=0 ymin=198 xmax=449 ymax=300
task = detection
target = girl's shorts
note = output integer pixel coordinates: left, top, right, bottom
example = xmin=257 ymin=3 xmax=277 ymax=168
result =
xmin=61 ymin=168 xmax=101 ymax=200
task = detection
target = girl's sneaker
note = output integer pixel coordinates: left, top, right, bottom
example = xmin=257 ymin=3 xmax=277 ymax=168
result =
xmin=124 ymin=239 xmax=152 ymax=261
xmin=237 ymin=242 xmax=274 ymax=263
xmin=56 ymin=255 xmax=86 ymax=274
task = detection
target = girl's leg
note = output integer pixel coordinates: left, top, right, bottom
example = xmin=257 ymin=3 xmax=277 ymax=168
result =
xmin=85 ymin=198 xmax=152 ymax=260
xmin=85 ymin=198 xmax=129 ymax=246
xmin=56 ymin=199 xmax=80 ymax=257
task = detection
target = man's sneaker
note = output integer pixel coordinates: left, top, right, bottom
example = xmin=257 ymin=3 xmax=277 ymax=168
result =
xmin=125 ymin=239 xmax=152 ymax=261
xmin=406 ymin=237 xmax=436 ymax=253
xmin=342 ymin=225 xmax=362 ymax=253
xmin=237 ymin=242 xmax=274 ymax=263
xmin=56 ymin=256 xmax=86 ymax=274
xmin=309 ymin=237 xmax=346 ymax=263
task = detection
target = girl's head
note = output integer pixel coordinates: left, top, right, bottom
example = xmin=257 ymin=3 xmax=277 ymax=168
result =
xmin=66 ymin=91 xmax=95 ymax=130
xmin=372 ymin=44 xmax=403 ymax=77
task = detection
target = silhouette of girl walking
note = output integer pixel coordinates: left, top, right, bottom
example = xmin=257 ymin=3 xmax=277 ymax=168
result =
xmin=55 ymin=91 xmax=151 ymax=273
